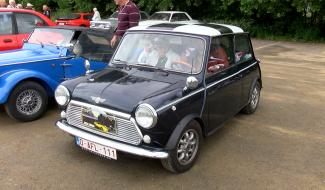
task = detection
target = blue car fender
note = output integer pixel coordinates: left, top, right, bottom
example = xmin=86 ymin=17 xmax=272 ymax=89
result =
xmin=0 ymin=69 xmax=60 ymax=104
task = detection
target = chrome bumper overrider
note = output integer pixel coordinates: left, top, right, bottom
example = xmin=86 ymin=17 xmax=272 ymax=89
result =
xmin=56 ymin=121 xmax=169 ymax=159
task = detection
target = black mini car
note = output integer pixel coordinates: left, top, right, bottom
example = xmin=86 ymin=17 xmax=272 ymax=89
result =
xmin=55 ymin=23 xmax=262 ymax=173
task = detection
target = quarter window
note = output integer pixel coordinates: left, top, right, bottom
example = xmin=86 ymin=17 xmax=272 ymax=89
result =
xmin=206 ymin=36 xmax=234 ymax=75
xmin=234 ymin=35 xmax=253 ymax=64
xmin=15 ymin=13 xmax=47 ymax=34
xmin=0 ymin=13 xmax=13 ymax=35
xmin=83 ymin=15 xmax=92 ymax=20
xmin=171 ymin=13 xmax=190 ymax=22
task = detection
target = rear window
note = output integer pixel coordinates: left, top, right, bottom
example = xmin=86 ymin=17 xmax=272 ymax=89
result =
xmin=58 ymin=14 xmax=80 ymax=20
xmin=15 ymin=13 xmax=47 ymax=34
xmin=0 ymin=13 xmax=13 ymax=35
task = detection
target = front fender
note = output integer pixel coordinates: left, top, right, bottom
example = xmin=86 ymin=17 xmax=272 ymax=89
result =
xmin=164 ymin=114 xmax=202 ymax=151
xmin=0 ymin=69 xmax=59 ymax=104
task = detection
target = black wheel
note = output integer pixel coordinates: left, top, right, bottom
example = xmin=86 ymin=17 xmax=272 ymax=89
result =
xmin=242 ymin=82 xmax=261 ymax=114
xmin=4 ymin=81 xmax=48 ymax=122
xmin=161 ymin=120 xmax=202 ymax=173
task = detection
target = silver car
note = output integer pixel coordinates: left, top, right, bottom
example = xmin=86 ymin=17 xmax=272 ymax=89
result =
xmin=90 ymin=11 xmax=149 ymax=30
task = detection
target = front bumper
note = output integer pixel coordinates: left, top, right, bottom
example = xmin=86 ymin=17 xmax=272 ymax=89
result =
xmin=56 ymin=120 xmax=169 ymax=159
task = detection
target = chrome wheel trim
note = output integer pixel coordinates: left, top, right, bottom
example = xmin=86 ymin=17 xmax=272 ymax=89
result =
xmin=177 ymin=129 xmax=199 ymax=166
xmin=251 ymin=86 xmax=259 ymax=109
xmin=16 ymin=89 xmax=42 ymax=116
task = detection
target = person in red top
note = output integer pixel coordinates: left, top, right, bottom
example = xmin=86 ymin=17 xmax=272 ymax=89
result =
xmin=110 ymin=0 xmax=140 ymax=47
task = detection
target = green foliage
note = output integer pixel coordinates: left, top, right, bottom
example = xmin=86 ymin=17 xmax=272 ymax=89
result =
xmin=23 ymin=0 xmax=325 ymax=41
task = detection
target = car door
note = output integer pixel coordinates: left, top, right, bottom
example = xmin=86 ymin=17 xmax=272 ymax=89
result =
xmin=83 ymin=14 xmax=92 ymax=27
xmin=0 ymin=12 xmax=18 ymax=51
xmin=14 ymin=12 xmax=48 ymax=48
xmin=203 ymin=35 xmax=243 ymax=133
xmin=234 ymin=34 xmax=258 ymax=107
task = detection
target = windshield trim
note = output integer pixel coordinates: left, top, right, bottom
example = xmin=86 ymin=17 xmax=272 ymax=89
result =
xmin=27 ymin=28 xmax=75 ymax=47
xmin=111 ymin=31 xmax=208 ymax=75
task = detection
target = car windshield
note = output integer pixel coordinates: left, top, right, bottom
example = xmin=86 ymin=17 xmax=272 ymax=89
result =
xmin=113 ymin=33 xmax=205 ymax=74
xmin=149 ymin=13 xmax=171 ymax=21
xmin=73 ymin=30 xmax=113 ymax=62
xmin=109 ymin=12 xmax=118 ymax=19
xmin=28 ymin=28 xmax=74 ymax=47
xmin=58 ymin=13 xmax=80 ymax=20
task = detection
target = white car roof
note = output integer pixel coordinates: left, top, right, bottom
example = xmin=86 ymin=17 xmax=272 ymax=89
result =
xmin=129 ymin=23 xmax=245 ymax=37
xmin=154 ymin=11 xmax=187 ymax=14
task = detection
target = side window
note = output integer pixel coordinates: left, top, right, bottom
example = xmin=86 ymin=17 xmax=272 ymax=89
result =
xmin=15 ymin=13 xmax=47 ymax=34
xmin=140 ymin=13 xmax=148 ymax=20
xmin=234 ymin=35 xmax=253 ymax=64
xmin=179 ymin=14 xmax=190 ymax=21
xmin=83 ymin=15 xmax=92 ymax=20
xmin=171 ymin=13 xmax=190 ymax=22
xmin=0 ymin=13 xmax=13 ymax=35
xmin=206 ymin=36 xmax=234 ymax=76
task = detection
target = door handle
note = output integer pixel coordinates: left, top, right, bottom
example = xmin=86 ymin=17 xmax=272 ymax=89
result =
xmin=3 ymin=39 xmax=13 ymax=43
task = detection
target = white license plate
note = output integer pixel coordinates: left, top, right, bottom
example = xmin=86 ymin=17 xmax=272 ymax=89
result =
xmin=76 ymin=137 xmax=117 ymax=160
xmin=58 ymin=23 xmax=65 ymax=25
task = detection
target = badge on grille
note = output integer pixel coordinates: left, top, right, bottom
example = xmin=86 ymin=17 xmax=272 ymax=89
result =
xmin=91 ymin=96 xmax=106 ymax=104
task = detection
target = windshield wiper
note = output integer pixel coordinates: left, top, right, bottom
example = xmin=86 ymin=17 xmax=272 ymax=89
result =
xmin=35 ymin=39 xmax=44 ymax=48
xmin=132 ymin=64 xmax=169 ymax=75
xmin=112 ymin=59 xmax=129 ymax=68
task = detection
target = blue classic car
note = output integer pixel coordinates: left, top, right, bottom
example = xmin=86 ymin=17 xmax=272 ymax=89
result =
xmin=0 ymin=26 xmax=114 ymax=121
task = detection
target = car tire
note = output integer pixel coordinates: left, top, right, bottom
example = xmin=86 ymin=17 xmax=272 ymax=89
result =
xmin=4 ymin=81 xmax=48 ymax=122
xmin=242 ymin=81 xmax=261 ymax=114
xmin=161 ymin=120 xmax=202 ymax=173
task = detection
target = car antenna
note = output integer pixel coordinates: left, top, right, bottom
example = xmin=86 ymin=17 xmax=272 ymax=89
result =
xmin=36 ymin=39 xmax=44 ymax=48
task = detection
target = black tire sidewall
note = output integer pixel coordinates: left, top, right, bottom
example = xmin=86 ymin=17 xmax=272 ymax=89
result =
xmin=5 ymin=81 xmax=48 ymax=122
xmin=243 ymin=81 xmax=261 ymax=114
xmin=168 ymin=120 xmax=202 ymax=173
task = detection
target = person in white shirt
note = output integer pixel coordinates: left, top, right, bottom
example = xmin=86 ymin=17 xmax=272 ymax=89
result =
xmin=7 ymin=0 xmax=16 ymax=8
xmin=92 ymin=8 xmax=101 ymax=21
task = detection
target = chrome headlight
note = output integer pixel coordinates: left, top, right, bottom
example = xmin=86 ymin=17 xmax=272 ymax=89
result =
xmin=135 ymin=104 xmax=157 ymax=129
xmin=55 ymin=85 xmax=70 ymax=106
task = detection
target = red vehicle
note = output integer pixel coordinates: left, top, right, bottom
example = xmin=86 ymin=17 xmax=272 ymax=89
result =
xmin=0 ymin=8 xmax=55 ymax=51
xmin=55 ymin=13 xmax=93 ymax=27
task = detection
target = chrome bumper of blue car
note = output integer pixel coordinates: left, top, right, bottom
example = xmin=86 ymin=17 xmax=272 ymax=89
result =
xmin=56 ymin=121 xmax=169 ymax=159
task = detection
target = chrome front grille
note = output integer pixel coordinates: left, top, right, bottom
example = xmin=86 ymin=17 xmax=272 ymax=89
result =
xmin=66 ymin=101 xmax=142 ymax=145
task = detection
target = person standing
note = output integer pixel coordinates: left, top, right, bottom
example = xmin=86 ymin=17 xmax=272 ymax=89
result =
xmin=25 ymin=3 xmax=34 ymax=10
xmin=7 ymin=0 xmax=16 ymax=8
xmin=92 ymin=7 xmax=101 ymax=21
xmin=0 ymin=0 xmax=6 ymax=7
xmin=42 ymin=5 xmax=51 ymax=18
xmin=16 ymin=3 xmax=22 ymax=8
xmin=110 ymin=0 xmax=140 ymax=48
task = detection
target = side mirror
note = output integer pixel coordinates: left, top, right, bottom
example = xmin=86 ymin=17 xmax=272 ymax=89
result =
xmin=184 ymin=76 xmax=199 ymax=91
xmin=84 ymin=60 xmax=91 ymax=75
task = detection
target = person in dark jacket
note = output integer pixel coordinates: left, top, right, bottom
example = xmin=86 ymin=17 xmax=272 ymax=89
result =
xmin=42 ymin=5 xmax=51 ymax=18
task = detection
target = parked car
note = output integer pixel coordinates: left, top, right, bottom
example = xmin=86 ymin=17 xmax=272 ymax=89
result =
xmin=90 ymin=11 xmax=149 ymax=30
xmin=0 ymin=26 xmax=114 ymax=122
xmin=56 ymin=13 xmax=93 ymax=27
xmin=0 ymin=8 xmax=55 ymax=51
xmin=139 ymin=11 xmax=200 ymax=26
xmin=55 ymin=23 xmax=262 ymax=173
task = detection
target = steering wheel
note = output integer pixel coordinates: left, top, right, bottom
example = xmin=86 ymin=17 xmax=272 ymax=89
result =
xmin=171 ymin=61 xmax=192 ymax=71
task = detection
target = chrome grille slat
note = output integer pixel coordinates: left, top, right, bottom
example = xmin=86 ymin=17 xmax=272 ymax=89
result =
xmin=66 ymin=102 xmax=142 ymax=145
